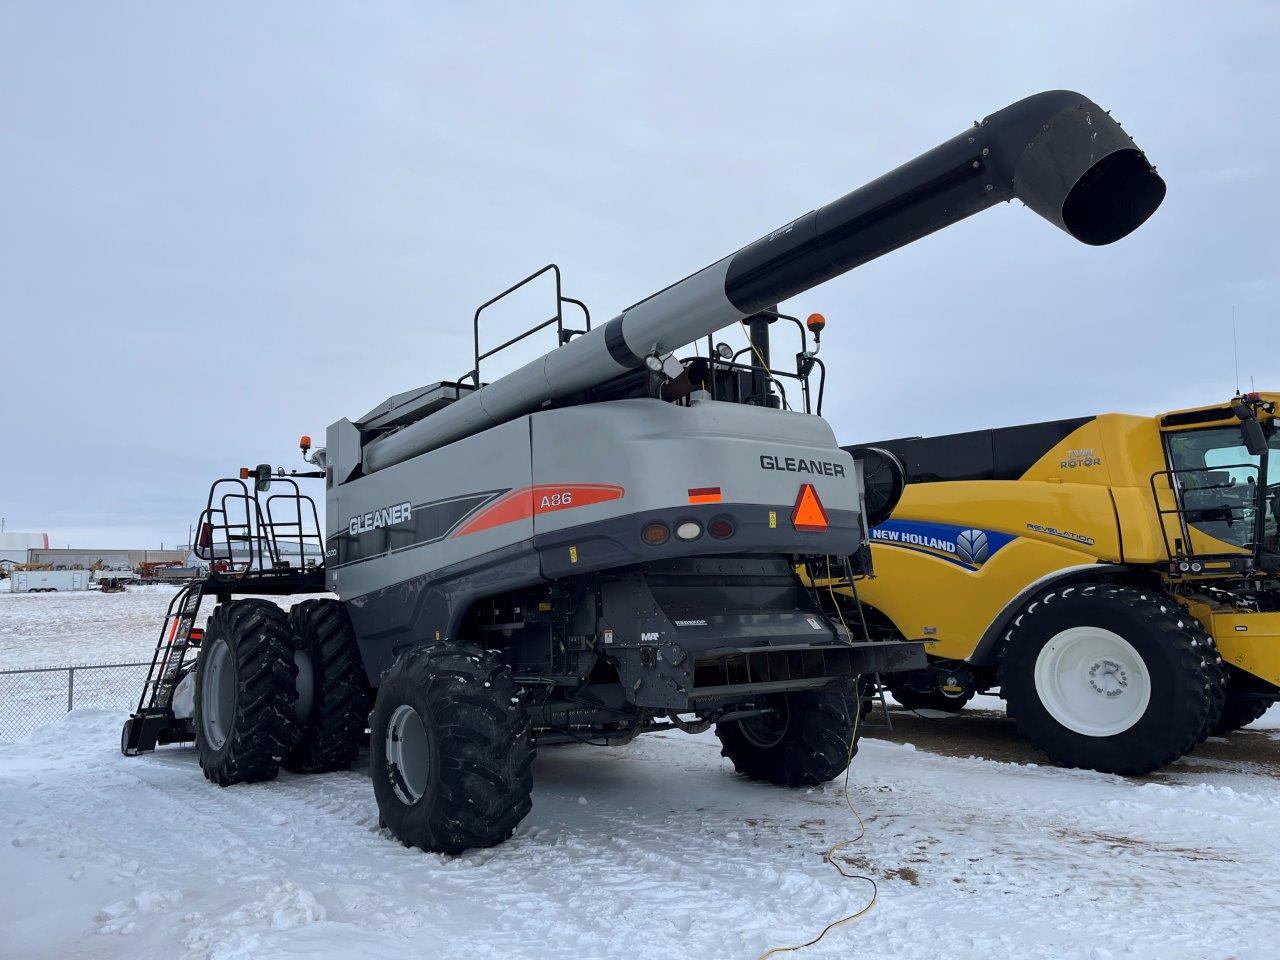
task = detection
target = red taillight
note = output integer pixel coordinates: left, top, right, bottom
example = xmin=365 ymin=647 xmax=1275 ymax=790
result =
xmin=708 ymin=517 xmax=735 ymax=539
xmin=189 ymin=628 xmax=204 ymax=642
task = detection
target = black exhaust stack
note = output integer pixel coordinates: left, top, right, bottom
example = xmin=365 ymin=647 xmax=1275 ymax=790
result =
xmin=723 ymin=90 xmax=1166 ymax=314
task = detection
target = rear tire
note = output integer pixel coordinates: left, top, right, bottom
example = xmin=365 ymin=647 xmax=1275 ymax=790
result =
xmin=370 ymin=643 xmax=534 ymax=854
xmin=716 ymin=687 xmax=859 ymax=786
xmin=1001 ymin=584 xmax=1215 ymax=775
xmin=888 ymin=686 xmax=974 ymax=713
xmin=284 ymin=599 xmax=367 ymax=774
xmin=195 ymin=599 xmax=299 ymax=786
xmin=1213 ymin=667 xmax=1272 ymax=735
xmin=1193 ymin=622 xmax=1228 ymax=743
xmin=1214 ymin=696 xmax=1271 ymax=735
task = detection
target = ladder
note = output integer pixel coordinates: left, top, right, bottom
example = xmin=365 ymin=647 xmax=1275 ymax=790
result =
xmin=121 ymin=580 xmax=206 ymax=755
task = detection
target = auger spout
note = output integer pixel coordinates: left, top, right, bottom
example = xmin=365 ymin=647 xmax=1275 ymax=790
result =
xmin=362 ymin=89 xmax=1164 ymax=473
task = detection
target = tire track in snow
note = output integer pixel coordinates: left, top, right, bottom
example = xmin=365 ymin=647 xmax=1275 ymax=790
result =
xmin=6 ymin=711 xmax=1280 ymax=960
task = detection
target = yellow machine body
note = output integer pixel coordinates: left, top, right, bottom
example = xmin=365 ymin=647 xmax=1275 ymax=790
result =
xmin=842 ymin=393 xmax=1280 ymax=691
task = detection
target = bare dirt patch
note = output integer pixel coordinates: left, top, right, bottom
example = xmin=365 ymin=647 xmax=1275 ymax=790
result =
xmin=863 ymin=705 xmax=1280 ymax=779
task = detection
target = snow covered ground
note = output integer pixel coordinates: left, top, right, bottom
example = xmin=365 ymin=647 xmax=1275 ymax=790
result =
xmin=0 ymin=587 xmax=330 ymax=742
xmin=2 ymin=589 xmax=1279 ymax=960
xmin=0 ymin=585 xmax=327 ymax=669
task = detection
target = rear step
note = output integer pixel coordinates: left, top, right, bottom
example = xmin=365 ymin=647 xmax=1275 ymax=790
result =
xmin=121 ymin=581 xmax=206 ymax=755
xmin=688 ymin=638 xmax=926 ymax=700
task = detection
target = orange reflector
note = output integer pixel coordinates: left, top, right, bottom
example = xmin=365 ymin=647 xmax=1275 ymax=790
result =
xmin=239 ymin=467 xmax=250 ymax=480
xmin=688 ymin=486 xmax=722 ymax=504
xmin=791 ymin=483 xmax=829 ymax=532
xmin=641 ymin=522 xmax=670 ymax=545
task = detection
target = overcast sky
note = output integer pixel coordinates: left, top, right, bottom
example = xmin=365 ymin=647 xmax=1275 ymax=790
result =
xmin=2 ymin=3 xmax=1278 ymax=548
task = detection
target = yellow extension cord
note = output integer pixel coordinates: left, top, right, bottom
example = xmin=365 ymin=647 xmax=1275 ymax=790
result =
xmin=729 ymin=326 xmax=880 ymax=957
xmin=756 ymin=578 xmax=879 ymax=960
xmin=737 ymin=319 xmax=789 ymax=411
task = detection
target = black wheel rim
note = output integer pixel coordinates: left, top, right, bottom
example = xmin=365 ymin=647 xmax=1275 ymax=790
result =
xmin=738 ymin=696 xmax=790 ymax=748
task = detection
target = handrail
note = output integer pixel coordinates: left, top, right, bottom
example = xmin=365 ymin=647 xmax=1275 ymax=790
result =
xmin=465 ymin=264 xmax=591 ymax=386
xmin=1148 ymin=463 xmax=1261 ymax=569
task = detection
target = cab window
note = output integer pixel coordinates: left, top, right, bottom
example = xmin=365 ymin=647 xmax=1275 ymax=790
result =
xmin=1165 ymin=425 xmax=1278 ymax=551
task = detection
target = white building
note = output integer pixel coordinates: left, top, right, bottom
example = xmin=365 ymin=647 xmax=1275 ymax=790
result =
xmin=0 ymin=531 xmax=50 ymax=569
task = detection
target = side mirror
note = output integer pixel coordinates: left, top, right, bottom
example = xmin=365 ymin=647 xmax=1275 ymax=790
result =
xmin=1242 ymin=418 xmax=1268 ymax=457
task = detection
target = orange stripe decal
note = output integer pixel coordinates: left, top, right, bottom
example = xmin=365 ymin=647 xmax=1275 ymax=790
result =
xmin=453 ymin=484 xmax=625 ymax=537
xmin=687 ymin=486 xmax=722 ymax=504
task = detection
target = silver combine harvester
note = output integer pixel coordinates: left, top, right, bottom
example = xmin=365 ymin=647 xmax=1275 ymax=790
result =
xmin=123 ymin=90 xmax=1165 ymax=853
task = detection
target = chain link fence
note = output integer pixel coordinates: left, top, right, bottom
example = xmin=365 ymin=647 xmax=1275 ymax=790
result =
xmin=0 ymin=661 xmax=151 ymax=742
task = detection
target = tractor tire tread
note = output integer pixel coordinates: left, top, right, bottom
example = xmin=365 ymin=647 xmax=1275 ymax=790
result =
xmin=284 ymin=599 xmax=368 ymax=774
xmin=196 ymin=599 xmax=298 ymax=787
xmin=716 ymin=689 xmax=858 ymax=787
xmin=372 ymin=643 xmax=533 ymax=854
xmin=1001 ymin=583 xmax=1215 ymax=775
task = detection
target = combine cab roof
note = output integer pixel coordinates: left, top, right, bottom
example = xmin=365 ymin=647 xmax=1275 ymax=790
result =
xmin=1159 ymin=392 xmax=1279 ymax=430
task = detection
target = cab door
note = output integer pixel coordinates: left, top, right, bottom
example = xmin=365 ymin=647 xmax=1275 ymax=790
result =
xmin=1163 ymin=425 xmax=1274 ymax=561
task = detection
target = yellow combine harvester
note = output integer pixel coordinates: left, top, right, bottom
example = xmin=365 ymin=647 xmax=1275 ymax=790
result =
xmin=837 ymin=392 xmax=1278 ymax=774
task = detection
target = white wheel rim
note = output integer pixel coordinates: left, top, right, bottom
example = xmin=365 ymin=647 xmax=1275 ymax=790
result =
xmin=1033 ymin=626 xmax=1151 ymax=737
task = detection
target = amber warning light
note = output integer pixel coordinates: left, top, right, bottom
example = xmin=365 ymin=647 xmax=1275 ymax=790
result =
xmin=791 ymin=483 xmax=829 ymax=532
xmin=300 ymin=435 xmax=312 ymax=452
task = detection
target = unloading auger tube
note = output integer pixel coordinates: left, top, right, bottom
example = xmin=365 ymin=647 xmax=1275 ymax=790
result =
xmin=363 ymin=89 xmax=1165 ymax=472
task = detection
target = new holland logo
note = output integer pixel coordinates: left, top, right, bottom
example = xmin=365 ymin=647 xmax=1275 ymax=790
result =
xmin=956 ymin=528 xmax=989 ymax=566
xmin=870 ymin=519 xmax=1015 ymax=572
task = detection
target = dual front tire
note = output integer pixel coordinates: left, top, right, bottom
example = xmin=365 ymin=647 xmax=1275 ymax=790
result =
xmin=194 ymin=598 xmax=366 ymax=786
xmin=285 ymin=599 xmax=367 ymax=774
xmin=194 ymin=599 xmax=299 ymax=785
xmin=191 ymin=601 xmax=534 ymax=855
